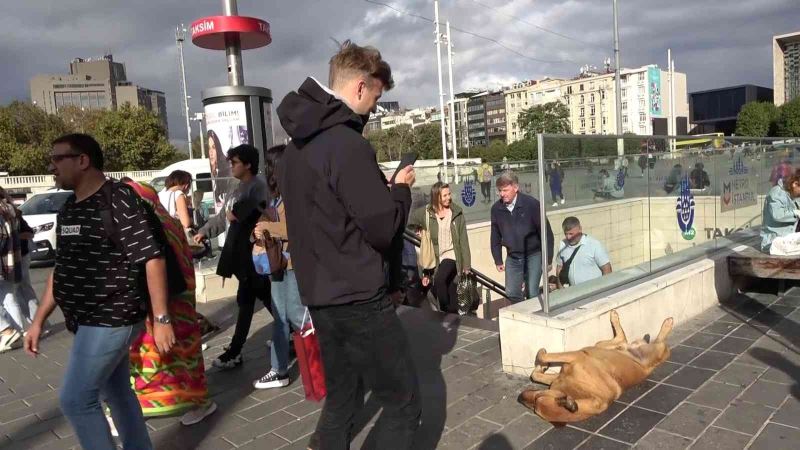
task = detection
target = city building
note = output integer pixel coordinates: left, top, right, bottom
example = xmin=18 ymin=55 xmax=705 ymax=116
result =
xmin=30 ymin=55 xmax=168 ymax=132
xmin=560 ymin=64 xmax=688 ymax=136
xmin=363 ymin=106 xmax=440 ymax=136
xmin=774 ymin=31 xmax=800 ymax=106
xmin=377 ymin=101 xmax=400 ymax=113
xmin=445 ymin=94 xmax=470 ymax=152
xmin=485 ymin=91 xmax=506 ymax=144
xmin=505 ymin=78 xmax=563 ymax=143
xmin=689 ymin=85 xmax=774 ymax=135
xmin=466 ymin=92 xmax=489 ymax=147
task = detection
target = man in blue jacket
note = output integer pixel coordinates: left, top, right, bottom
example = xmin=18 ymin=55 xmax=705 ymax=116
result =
xmin=490 ymin=172 xmax=554 ymax=303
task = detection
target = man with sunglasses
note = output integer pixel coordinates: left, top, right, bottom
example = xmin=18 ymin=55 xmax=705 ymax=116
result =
xmin=24 ymin=133 xmax=173 ymax=450
xmin=193 ymin=144 xmax=270 ymax=370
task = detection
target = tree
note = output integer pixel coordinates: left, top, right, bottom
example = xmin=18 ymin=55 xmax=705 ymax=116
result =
xmin=412 ymin=123 xmax=443 ymax=160
xmin=775 ymin=98 xmax=800 ymax=137
xmin=91 ymin=105 xmax=183 ymax=171
xmin=735 ymin=101 xmax=778 ymax=137
xmin=0 ymin=101 xmax=70 ymax=175
xmin=518 ymin=101 xmax=571 ymax=139
xmin=506 ymin=139 xmax=536 ymax=161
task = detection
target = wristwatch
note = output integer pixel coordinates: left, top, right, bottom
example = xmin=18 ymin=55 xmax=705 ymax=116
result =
xmin=155 ymin=314 xmax=172 ymax=325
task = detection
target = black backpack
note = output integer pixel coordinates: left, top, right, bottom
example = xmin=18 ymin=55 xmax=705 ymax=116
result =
xmin=97 ymin=181 xmax=188 ymax=297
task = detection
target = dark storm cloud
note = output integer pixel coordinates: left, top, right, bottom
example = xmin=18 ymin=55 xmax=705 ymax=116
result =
xmin=1 ymin=0 xmax=796 ymax=144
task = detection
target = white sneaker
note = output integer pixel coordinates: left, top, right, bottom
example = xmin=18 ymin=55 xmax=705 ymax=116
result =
xmin=0 ymin=330 xmax=21 ymax=353
xmin=253 ymin=370 xmax=290 ymax=389
xmin=561 ymin=199 xmax=565 ymax=204
xmin=551 ymin=202 xmax=558 ymax=207
xmin=180 ymin=401 xmax=218 ymax=426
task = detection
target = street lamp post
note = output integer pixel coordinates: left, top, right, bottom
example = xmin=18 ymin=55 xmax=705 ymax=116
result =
xmin=613 ymin=0 xmax=624 ymax=155
xmin=191 ymin=112 xmax=206 ymax=158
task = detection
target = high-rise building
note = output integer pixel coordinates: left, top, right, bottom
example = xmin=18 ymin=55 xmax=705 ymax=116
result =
xmin=466 ymin=92 xmax=489 ymax=147
xmin=485 ymin=92 xmax=506 ymax=144
xmin=773 ymin=31 xmax=800 ymax=106
xmin=30 ymin=55 xmax=168 ymax=133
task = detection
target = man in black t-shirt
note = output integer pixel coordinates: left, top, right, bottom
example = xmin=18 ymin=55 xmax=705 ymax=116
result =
xmin=24 ymin=134 xmax=174 ymax=450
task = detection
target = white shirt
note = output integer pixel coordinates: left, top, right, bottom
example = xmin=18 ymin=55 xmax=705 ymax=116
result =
xmin=505 ymin=194 xmax=518 ymax=213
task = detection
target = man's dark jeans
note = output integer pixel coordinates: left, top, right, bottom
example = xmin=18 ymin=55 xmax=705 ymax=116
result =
xmin=310 ymin=296 xmax=421 ymax=449
xmin=228 ymin=274 xmax=272 ymax=355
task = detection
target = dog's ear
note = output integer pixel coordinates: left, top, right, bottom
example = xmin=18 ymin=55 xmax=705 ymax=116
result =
xmin=643 ymin=334 xmax=651 ymax=343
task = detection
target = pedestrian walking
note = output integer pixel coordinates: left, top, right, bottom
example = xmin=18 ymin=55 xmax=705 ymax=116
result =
xmin=24 ymin=133 xmax=170 ymax=450
xmin=408 ymin=182 xmax=471 ymax=314
xmin=490 ymin=171 xmax=554 ymax=302
xmin=252 ymin=145 xmax=306 ymax=390
xmin=125 ymin=179 xmax=217 ymax=426
xmin=479 ymin=159 xmax=494 ymax=204
xmin=277 ymin=40 xmax=421 ymax=449
xmin=193 ymin=144 xmax=271 ymax=370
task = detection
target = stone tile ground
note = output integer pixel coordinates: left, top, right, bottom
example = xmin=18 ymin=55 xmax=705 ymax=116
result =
xmin=1 ymin=284 xmax=799 ymax=449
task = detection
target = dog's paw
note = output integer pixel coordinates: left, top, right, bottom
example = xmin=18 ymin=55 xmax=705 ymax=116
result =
xmin=535 ymin=348 xmax=549 ymax=373
xmin=557 ymin=396 xmax=578 ymax=413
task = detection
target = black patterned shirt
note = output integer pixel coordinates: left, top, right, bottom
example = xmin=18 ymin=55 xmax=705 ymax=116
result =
xmin=54 ymin=183 xmax=161 ymax=328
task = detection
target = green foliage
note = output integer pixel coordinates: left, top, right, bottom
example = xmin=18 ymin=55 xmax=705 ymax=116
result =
xmin=518 ymin=101 xmax=571 ymax=138
xmin=775 ymin=98 xmax=800 ymax=137
xmin=0 ymin=101 xmax=70 ymax=175
xmin=735 ymin=102 xmax=778 ymax=137
xmin=0 ymin=101 xmax=183 ymax=175
xmin=368 ymin=123 xmax=445 ymax=162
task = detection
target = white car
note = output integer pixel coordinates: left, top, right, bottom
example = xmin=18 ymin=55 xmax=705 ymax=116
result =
xmin=19 ymin=189 xmax=73 ymax=265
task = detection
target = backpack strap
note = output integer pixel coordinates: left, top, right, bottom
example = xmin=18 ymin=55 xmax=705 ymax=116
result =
xmin=98 ymin=181 xmax=123 ymax=251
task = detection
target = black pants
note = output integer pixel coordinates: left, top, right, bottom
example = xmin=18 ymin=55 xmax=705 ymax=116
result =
xmin=228 ymin=274 xmax=272 ymax=355
xmin=433 ymin=259 xmax=458 ymax=313
xmin=480 ymin=181 xmax=491 ymax=200
xmin=310 ymin=296 xmax=421 ymax=450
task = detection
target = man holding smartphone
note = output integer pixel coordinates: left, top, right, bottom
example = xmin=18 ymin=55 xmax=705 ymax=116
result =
xmin=276 ymin=40 xmax=421 ymax=449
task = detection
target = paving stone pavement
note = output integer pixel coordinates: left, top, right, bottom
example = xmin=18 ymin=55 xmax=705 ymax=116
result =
xmin=1 ymin=284 xmax=799 ymax=449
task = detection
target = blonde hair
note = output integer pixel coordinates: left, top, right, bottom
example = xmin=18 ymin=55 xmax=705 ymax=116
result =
xmin=329 ymin=40 xmax=394 ymax=91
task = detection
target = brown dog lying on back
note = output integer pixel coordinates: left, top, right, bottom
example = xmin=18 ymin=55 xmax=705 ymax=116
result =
xmin=519 ymin=310 xmax=674 ymax=423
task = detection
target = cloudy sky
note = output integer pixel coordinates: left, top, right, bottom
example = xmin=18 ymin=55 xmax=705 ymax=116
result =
xmin=1 ymin=0 xmax=797 ymax=144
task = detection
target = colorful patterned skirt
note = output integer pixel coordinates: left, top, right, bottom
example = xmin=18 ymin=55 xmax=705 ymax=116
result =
xmin=129 ymin=292 xmax=208 ymax=416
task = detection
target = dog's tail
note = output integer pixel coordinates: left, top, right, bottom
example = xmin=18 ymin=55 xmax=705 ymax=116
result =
xmin=655 ymin=317 xmax=675 ymax=343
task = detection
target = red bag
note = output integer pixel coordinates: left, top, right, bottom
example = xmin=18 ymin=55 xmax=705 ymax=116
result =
xmin=292 ymin=309 xmax=327 ymax=402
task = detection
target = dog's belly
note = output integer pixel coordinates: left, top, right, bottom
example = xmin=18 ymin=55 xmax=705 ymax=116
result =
xmin=552 ymin=350 xmax=650 ymax=400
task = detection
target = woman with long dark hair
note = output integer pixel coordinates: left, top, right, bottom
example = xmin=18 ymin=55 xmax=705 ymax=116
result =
xmin=252 ymin=145 xmax=306 ymax=389
xmin=207 ymin=129 xmax=230 ymax=206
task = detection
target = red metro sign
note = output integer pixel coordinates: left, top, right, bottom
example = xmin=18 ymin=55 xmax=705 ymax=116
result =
xmin=191 ymin=16 xmax=271 ymax=50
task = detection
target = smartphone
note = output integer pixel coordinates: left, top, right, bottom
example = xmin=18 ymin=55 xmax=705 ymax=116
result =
xmin=390 ymin=152 xmax=419 ymax=184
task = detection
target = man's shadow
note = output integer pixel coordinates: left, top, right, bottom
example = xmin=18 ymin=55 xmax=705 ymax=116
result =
xmin=749 ymin=347 xmax=800 ymax=401
xmin=349 ymin=306 xmax=460 ymax=450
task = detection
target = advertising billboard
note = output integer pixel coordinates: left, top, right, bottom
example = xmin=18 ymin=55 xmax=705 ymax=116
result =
xmin=203 ymin=101 xmax=249 ymax=209
xmin=648 ymin=66 xmax=663 ymax=117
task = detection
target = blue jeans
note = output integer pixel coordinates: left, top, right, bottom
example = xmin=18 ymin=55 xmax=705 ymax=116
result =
xmin=60 ymin=323 xmax=152 ymax=450
xmin=270 ymin=270 xmax=306 ymax=374
xmin=505 ymin=252 xmax=543 ymax=303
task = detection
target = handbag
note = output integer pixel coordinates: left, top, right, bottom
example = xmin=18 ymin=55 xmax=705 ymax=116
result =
xmin=418 ymin=210 xmax=437 ymax=271
xmin=456 ymin=272 xmax=481 ymax=315
xmin=558 ymin=244 xmax=582 ymax=286
xmin=292 ymin=309 xmax=327 ymax=402
xmin=252 ymin=199 xmax=288 ymax=276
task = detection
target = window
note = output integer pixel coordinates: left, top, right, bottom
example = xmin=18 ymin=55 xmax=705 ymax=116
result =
xmin=638 ymin=85 xmax=645 ymax=96
xmin=580 ymin=119 xmax=586 ymax=129
xmin=590 ymin=93 xmax=595 ymax=103
xmin=590 ymin=82 xmax=595 ymax=90
xmin=565 ymin=96 xmax=570 ymax=105
xmin=639 ymin=112 xmax=646 ymax=122
xmin=517 ymin=93 xmax=521 ymax=99
xmin=591 ymin=118 xmax=596 ymax=128
xmin=622 ymin=101 xmax=627 ymax=111
xmin=638 ymin=72 xmax=645 ymax=82
xmin=620 ymin=88 xmax=627 ymax=97
xmin=639 ymin=99 xmax=645 ymax=109
xmin=580 ymin=84 xmax=584 ymax=91
xmin=622 ymin=115 xmax=628 ymax=124
xmin=512 ymin=131 xmax=517 ymax=138
xmin=590 ymin=105 xmax=595 ymax=116
xmin=580 ymin=95 xmax=585 ymax=104
xmin=601 ymin=90 xmax=606 ymax=100
xmin=602 ymin=116 xmax=607 ymax=125
xmin=580 ymin=107 xmax=585 ymax=117
xmin=567 ymin=86 xmax=573 ymax=94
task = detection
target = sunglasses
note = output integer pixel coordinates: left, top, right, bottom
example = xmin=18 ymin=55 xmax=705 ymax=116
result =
xmin=50 ymin=153 xmax=82 ymax=163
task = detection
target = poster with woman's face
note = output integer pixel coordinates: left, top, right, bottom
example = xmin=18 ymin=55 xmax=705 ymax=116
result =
xmin=204 ymin=101 xmax=250 ymax=210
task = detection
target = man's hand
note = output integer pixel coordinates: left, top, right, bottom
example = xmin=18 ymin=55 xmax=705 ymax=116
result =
xmin=395 ymin=166 xmax=416 ymax=187
xmin=153 ymin=322 xmax=176 ymax=355
xmin=421 ymin=275 xmax=430 ymax=287
xmin=23 ymin=322 xmax=42 ymax=357
xmin=496 ymin=264 xmax=505 ymax=272
xmin=192 ymin=232 xmax=206 ymax=245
